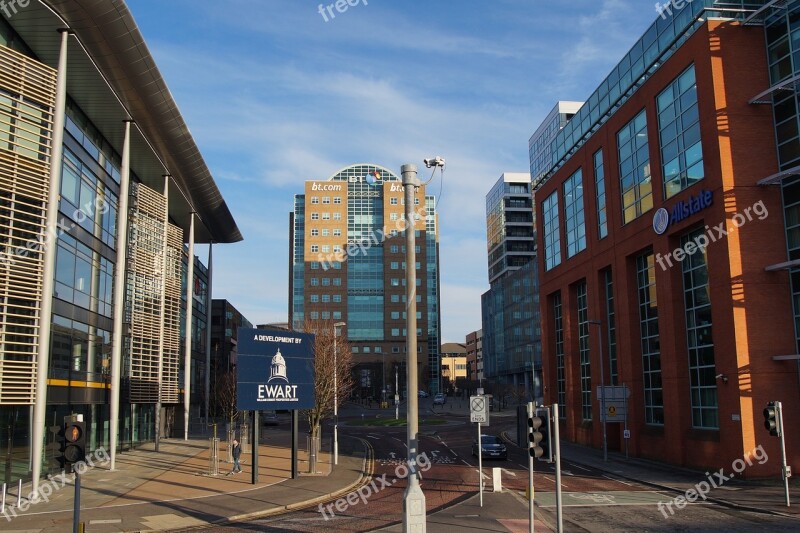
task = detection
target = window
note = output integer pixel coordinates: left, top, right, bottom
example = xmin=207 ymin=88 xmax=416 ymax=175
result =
xmin=333 ymin=197 xmax=342 ymax=204
xmin=310 ymin=261 xmax=319 ymax=269
xmin=333 ymin=311 xmax=342 ymax=319
xmin=311 ymin=213 xmax=319 ymax=220
xmin=563 ymin=169 xmax=586 ymax=258
xmin=618 ymin=109 xmax=652 ymax=224
xmin=392 ymin=346 xmax=400 ymax=353
xmin=577 ymin=281 xmax=591 ymax=420
xmin=605 ymin=269 xmax=617 ymax=385
xmin=363 ymin=347 xmax=370 ymax=353
xmin=658 ymin=65 xmax=703 ymax=198
xmin=333 ymin=278 xmax=342 ymax=286
xmin=333 ymin=295 xmax=342 ymax=303
xmin=390 ymin=198 xmax=398 ymax=205
xmin=310 ymin=295 xmax=319 ymax=302
xmin=391 ymin=311 xmax=400 ymax=319
xmin=553 ymin=292 xmax=566 ymax=419
xmin=334 ymin=245 xmax=342 ymax=253
xmin=310 ymin=311 xmax=319 ymax=319
xmin=311 ymin=229 xmax=319 ymax=237
xmin=390 ymin=213 xmax=399 ymax=221
xmin=375 ymin=347 xmax=381 ymax=353
xmin=311 ymin=197 xmax=319 ymax=204
xmin=391 ymin=261 xmax=399 ymax=269
xmin=392 ymin=328 xmax=400 ymax=337
xmin=310 ymin=245 xmax=319 ymax=253
xmin=310 ymin=278 xmax=319 ymax=286
xmin=637 ymin=250 xmax=663 ymax=425
xmin=321 ymin=245 xmax=330 ymax=253
xmin=322 ymin=213 xmax=330 ymax=220
xmin=352 ymin=346 xmax=359 ymax=353
xmin=322 ymin=197 xmax=330 ymax=204
xmin=333 ymin=229 xmax=342 ymax=236
xmin=543 ymin=192 xmax=561 ymax=270
xmin=322 ymin=229 xmax=329 ymax=236
xmin=322 ymin=278 xmax=331 ymax=286
xmin=321 ymin=295 xmax=330 ymax=302
xmin=391 ymin=294 xmax=400 ymax=303
xmin=321 ymin=311 xmax=330 ymax=319
xmin=594 ymin=150 xmax=608 ymax=239
xmin=682 ymin=229 xmax=717 ymax=429
xmin=333 ymin=213 xmax=342 ymax=220
xmin=390 ymin=245 xmax=399 ymax=253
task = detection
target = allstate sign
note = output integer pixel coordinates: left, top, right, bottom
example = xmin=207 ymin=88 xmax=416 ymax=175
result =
xmin=236 ymin=328 xmax=316 ymax=410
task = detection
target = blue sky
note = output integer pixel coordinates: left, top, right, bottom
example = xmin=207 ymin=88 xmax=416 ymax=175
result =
xmin=129 ymin=0 xmax=656 ymax=342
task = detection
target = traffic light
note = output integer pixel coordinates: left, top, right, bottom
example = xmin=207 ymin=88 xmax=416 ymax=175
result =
xmin=60 ymin=415 xmax=86 ymax=471
xmin=764 ymin=401 xmax=782 ymax=438
xmin=528 ymin=406 xmax=553 ymax=462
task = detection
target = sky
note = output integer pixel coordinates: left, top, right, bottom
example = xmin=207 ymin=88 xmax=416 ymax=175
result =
xmin=128 ymin=0 xmax=657 ymax=342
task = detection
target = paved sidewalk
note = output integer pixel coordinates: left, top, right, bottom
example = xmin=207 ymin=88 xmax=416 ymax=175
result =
xmin=3 ymin=430 xmax=368 ymax=532
xmin=560 ymin=440 xmax=800 ymax=519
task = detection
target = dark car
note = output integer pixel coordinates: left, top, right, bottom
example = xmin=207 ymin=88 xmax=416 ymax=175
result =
xmin=262 ymin=411 xmax=279 ymax=426
xmin=472 ymin=434 xmax=507 ymax=460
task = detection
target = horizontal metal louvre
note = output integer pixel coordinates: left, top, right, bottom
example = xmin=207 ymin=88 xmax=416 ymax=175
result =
xmin=0 ymin=45 xmax=55 ymax=405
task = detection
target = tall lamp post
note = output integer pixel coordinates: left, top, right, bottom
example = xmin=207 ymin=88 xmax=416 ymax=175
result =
xmin=333 ymin=321 xmax=346 ymax=466
xmin=588 ymin=320 xmax=607 ymax=461
xmin=401 ymin=163 xmax=427 ymax=530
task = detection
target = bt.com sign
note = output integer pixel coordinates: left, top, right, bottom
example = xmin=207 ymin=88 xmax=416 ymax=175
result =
xmin=236 ymin=328 xmax=316 ymax=410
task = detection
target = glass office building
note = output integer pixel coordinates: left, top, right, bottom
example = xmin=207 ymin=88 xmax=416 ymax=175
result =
xmin=0 ymin=2 xmax=241 ymax=489
xmin=289 ymin=164 xmax=441 ymax=396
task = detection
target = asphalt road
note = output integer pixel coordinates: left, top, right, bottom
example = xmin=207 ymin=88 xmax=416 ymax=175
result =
xmin=189 ymin=400 xmax=800 ymax=532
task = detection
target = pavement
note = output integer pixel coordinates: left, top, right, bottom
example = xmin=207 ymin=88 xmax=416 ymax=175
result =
xmin=4 ymin=399 xmax=800 ymax=532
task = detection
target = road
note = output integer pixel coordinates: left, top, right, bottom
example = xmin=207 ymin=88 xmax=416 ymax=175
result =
xmin=187 ymin=399 xmax=800 ymax=532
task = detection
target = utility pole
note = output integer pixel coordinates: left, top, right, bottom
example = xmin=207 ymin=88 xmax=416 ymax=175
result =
xmin=401 ymin=163 xmax=426 ymax=531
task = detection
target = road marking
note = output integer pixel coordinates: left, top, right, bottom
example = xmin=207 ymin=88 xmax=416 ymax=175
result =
xmin=542 ymin=475 xmax=569 ymax=489
xmin=603 ymin=474 xmax=633 ymax=486
xmin=475 ymin=469 xmax=490 ymax=479
xmin=389 ymin=452 xmax=396 ymax=459
xmin=90 ymin=519 xmax=122 ymax=524
xmin=567 ymin=462 xmax=591 ymax=472
xmin=462 ymin=459 xmax=473 ymax=466
xmin=516 ymin=462 xmax=528 ymax=470
xmin=501 ymin=468 xmax=517 ymax=477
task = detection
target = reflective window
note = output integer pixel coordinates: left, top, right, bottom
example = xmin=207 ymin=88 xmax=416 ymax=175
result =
xmin=657 ymin=65 xmax=703 ymax=198
xmin=542 ymin=191 xmax=561 ymax=270
xmin=618 ymin=110 xmax=653 ymax=223
xmin=594 ymin=150 xmax=608 ymax=239
xmin=576 ymin=281 xmax=591 ymax=420
xmin=637 ymin=250 xmax=663 ymax=425
xmin=563 ymin=169 xmax=586 ymax=258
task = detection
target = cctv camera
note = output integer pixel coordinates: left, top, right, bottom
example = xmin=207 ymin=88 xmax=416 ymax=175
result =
xmin=424 ymin=156 xmax=445 ymax=168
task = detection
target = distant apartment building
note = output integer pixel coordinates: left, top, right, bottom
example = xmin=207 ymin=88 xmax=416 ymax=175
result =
xmin=211 ymin=299 xmax=253 ymax=372
xmin=289 ymin=164 xmax=442 ymax=397
xmin=440 ymin=342 xmax=467 ymax=393
xmin=465 ymin=329 xmax=483 ymax=383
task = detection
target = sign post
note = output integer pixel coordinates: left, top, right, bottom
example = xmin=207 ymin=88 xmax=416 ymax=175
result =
xmin=470 ymin=395 xmax=488 ymax=508
xmin=237 ymin=328 xmax=316 ymax=483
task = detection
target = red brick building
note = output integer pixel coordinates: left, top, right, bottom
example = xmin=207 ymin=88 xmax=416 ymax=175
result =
xmin=534 ymin=17 xmax=797 ymax=477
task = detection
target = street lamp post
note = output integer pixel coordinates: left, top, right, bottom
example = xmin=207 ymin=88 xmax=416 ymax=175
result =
xmin=401 ymin=163 xmax=426 ymax=530
xmin=588 ymin=320 xmax=607 ymax=462
xmin=333 ymin=321 xmax=346 ymax=466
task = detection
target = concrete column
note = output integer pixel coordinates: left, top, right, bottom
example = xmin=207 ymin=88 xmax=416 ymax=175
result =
xmin=31 ymin=28 xmax=71 ymax=494
xmin=109 ymin=119 xmax=133 ymax=470
xmin=183 ymin=214 xmax=195 ymax=440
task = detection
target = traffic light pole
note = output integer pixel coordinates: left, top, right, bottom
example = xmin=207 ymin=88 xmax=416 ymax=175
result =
xmin=778 ymin=402 xmax=790 ymax=507
xmin=73 ymin=469 xmax=81 ymax=533
xmin=553 ymin=403 xmax=563 ymax=533
xmin=477 ymin=421 xmax=483 ymax=508
xmin=527 ymin=402 xmax=534 ymax=533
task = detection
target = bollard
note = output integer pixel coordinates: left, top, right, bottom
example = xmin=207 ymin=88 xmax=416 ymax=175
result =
xmin=1 ymin=482 xmax=5 ymax=512
xmin=17 ymin=479 xmax=21 ymax=507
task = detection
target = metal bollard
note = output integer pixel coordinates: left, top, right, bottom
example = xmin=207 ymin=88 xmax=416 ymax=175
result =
xmin=1 ymin=482 xmax=5 ymax=512
xmin=17 ymin=479 xmax=21 ymax=507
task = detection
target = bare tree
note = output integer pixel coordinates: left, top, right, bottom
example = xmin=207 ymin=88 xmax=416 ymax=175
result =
xmin=299 ymin=319 xmax=354 ymax=466
xmin=214 ymin=369 xmax=239 ymax=431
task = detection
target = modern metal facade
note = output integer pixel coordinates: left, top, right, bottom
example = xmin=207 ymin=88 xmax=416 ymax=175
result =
xmin=486 ymin=172 xmax=535 ymax=284
xmin=289 ymin=164 xmax=442 ymax=396
xmin=0 ymin=1 xmax=240 ymax=490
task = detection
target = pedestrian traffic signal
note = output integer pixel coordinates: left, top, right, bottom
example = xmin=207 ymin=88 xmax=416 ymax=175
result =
xmin=764 ymin=401 xmax=782 ymax=438
xmin=528 ymin=406 xmax=553 ymax=462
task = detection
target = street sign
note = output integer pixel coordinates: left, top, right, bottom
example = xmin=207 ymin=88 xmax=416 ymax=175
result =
xmin=470 ymin=395 xmax=489 ymax=424
xmin=623 ymin=429 xmax=631 ymax=439
xmin=597 ymin=385 xmax=629 ymax=422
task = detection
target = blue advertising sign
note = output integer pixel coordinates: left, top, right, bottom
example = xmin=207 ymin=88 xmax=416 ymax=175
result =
xmin=236 ymin=328 xmax=316 ymax=410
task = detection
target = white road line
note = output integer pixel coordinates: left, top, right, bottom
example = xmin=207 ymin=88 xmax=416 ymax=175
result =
xmin=567 ymin=462 xmax=591 ymax=472
xmin=461 ymin=459 xmax=472 ymax=466
xmin=501 ymin=468 xmax=517 ymax=477
xmin=516 ymin=462 xmax=528 ymax=470
xmin=542 ymin=475 xmax=569 ymax=489
xmin=603 ymin=474 xmax=633 ymax=486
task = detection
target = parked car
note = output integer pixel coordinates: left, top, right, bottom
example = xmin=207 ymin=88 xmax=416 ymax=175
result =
xmin=433 ymin=393 xmax=446 ymax=405
xmin=418 ymin=390 xmax=429 ymax=398
xmin=262 ymin=411 xmax=279 ymax=426
xmin=472 ymin=434 xmax=507 ymax=460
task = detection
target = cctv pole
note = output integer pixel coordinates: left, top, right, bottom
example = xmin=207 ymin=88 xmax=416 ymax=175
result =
xmin=778 ymin=402 xmax=790 ymax=507
xmin=401 ymin=164 xmax=426 ymax=531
